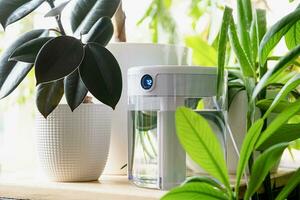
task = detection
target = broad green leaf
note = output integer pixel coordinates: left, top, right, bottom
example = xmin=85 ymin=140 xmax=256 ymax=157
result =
xmin=84 ymin=17 xmax=113 ymax=46
xmin=175 ymin=107 xmax=230 ymax=190
xmin=256 ymin=99 xmax=290 ymax=114
xmin=245 ymin=143 xmax=289 ymax=199
xmin=0 ymin=29 xmax=48 ymax=99
xmin=44 ymin=0 xmax=71 ymax=17
xmin=0 ymin=0 xmax=46 ymax=28
xmin=259 ymin=7 xmax=300 ymax=65
xmin=235 ymin=119 xmax=264 ymax=196
xmin=70 ymin=0 xmax=120 ymax=34
xmin=79 ymin=43 xmax=122 ymax=109
xmin=253 ymin=45 xmax=300 ymax=100
xmin=9 ymin=37 xmax=54 ymax=63
xmin=257 ymin=123 xmax=300 ymax=150
xmin=161 ymin=182 xmax=229 ymax=200
xmin=35 ymin=36 xmax=84 ymax=84
xmin=237 ymin=0 xmax=252 ymax=63
xmin=36 ymin=80 xmax=64 ymax=118
xmin=217 ymin=7 xmax=232 ymax=99
xmin=264 ymin=74 xmax=300 ymax=117
xmin=256 ymin=100 xmax=300 ymax=148
xmin=285 ymin=21 xmax=300 ymax=50
xmin=228 ymin=14 xmax=254 ymax=77
xmin=64 ymin=70 xmax=88 ymax=111
xmin=184 ymin=176 xmax=226 ymax=192
xmin=185 ymin=36 xmax=217 ymax=66
xmin=276 ymin=168 xmax=300 ymax=200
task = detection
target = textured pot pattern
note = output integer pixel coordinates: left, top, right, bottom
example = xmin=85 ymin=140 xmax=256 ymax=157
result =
xmin=35 ymin=104 xmax=112 ymax=182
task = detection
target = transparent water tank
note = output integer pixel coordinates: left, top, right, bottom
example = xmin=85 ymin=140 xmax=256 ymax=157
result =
xmin=127 ymin=65 xmax=227 ymax=190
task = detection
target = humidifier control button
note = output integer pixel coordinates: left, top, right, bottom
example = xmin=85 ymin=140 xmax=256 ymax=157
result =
xmin=141 ymin=74 xmax=153 ymax=90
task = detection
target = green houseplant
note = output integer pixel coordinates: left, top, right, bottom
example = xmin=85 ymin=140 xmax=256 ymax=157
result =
xmin=162 ymin=0 xmax=300 ymax=199
xmin=0 ymin=0 xmax=122 ymax=117
xmin=0 ymin=0 xmax=124 ymax=181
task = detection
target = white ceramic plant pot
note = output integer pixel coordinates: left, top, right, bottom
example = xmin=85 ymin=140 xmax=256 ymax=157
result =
xmin=227 ymin=90 xmax=248 ymax=174
xmin=35 ymin=104 xmax=112 ymax=181
xmin=105 ymin=43 xmax=191 ymax=175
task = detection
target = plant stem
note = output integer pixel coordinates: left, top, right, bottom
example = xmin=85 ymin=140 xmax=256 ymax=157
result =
xmin=46 ymin=0 xmax=66 ymax=36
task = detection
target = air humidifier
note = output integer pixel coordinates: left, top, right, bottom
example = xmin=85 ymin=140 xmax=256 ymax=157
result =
xmin=127 ymin=65 xmax=227 ymax=190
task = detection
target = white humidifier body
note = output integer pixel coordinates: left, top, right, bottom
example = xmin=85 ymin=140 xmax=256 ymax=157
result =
xmin=127 ymin=65 xmax=227 ymax=190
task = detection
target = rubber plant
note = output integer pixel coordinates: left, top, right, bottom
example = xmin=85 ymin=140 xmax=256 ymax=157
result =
xmin=162 ymin=1 xmax=300 ymax=200
xmin=0 ymin=0 xmax=123 ymax=118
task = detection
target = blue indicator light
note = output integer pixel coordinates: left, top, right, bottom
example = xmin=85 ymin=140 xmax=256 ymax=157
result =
xmin=141 ymin=74 xmax=153 ymax=90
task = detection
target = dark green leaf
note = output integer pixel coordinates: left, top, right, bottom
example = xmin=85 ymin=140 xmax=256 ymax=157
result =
xmin=161 ymin=182 xmax=229 ymax=200
xmin=256 ymin=100 xmax=300 ymax=148
xmin=228 ymin=13 xmax=254 ymax=77
xmin=175 ymin=107 xmax=230 ymax=190
xmin=9 ymin=37 xmax=53 ymax=63
xmin=245 ymin=143 xmax=289 ymax=199
xmin=275 ymin=168 xmax=300 ymax=200
xmin=0 ymin=0 xmax=46 ymax=28
xmin=36 ymin=80 xmax=64 ymax=118
xmin=285 ymin=21 xmax=300 ymax=50
xmin=70 ymin=0 xmax=120 ymax=34
xmin=253 ymin=45 xmax=300 ymax=100
xmin=79 ymin=43 xmax=122 ymax=109
xmin=217 ymin=7 xmax=232 ymax=99
xmin=257 ymin=123 xmax=300 ymax=150
xmin=64 ymin=69 xmax=88 ymax=111
xmin=85 ymin=17 xmax=113 ymax=46
xmin=44 ymin=0 xmax=71 ymax=17
xmin=0 ymin=29 xmax=48 ymax=99
xmin=259 ymin=7 xmax=300 ymax=65
xmin=35 ymin=36 xmax=84 ymax=84
xmin=235 ymin=119 xmax=264 ymax=197
xmin=256 ymin=99 xmax=290 ymax=114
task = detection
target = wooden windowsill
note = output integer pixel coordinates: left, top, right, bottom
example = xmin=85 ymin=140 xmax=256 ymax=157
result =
xmin=0 ymin=175 xmax=166 ymax=200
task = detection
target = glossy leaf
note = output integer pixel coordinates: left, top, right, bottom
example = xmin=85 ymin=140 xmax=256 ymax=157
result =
xmin=161 ymin=182 xmax=228 ymax=200
xmin=184 ymin=176 xmax=226 ymax=192
xmin=175 ymin=107 xmax=230 ymax=190
xmin=285 ymin=21 xmax=300 ymax=50
xmin=0 ymin=29 xmax=48 ymax=99
xmin=256 ymin=100 xmax=300 ymax=148
xmin=79 ymin=43 xmax=122 ymax=109
xmin=44 ymin=1 xmax=70 ymax=17
xmin=64 ymin=69 xmax=88 ymax=111
xmin=0 ymin=0 xmax=46 ymax=28
xmin=259 ymin=7 xmax=300 ymax=65
xmin=237 ymin=0 xmax=252 ymax=63
xmin=256 ymin=9 xmax=267 ymax=43
xmin=275 ymin=168 xmax=300 ymax=200
xmin=264 ymin=74 xmax=300 ymax=117
xmin=85 ymin=17 xmax=113 ymax=45
xmin=70 ymin=0 xmax=120 ymax=34
xmin=35 ymin=36 xmax=84 ymax=84
xmin=253 ymin=45 xmax=300 ymax=100
xmin=250 ymin=12 xmax=258 ymax=64
xmin=9 ymin=37 xmax=53 ymax=63
xmin=217 ymin=7 xmax=232 ymax=98
xmin=36 ymin=80 xmax=64 ymax=118
xmin=245 ymin=143 xmax=289 ymax=199
xmin=228 ymin=13 xmax=254 ymax=77
xmin=235 ymin=119 xmax=264 ymax=196
xmin=257 ymin=123 xmax=300 ymax=150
